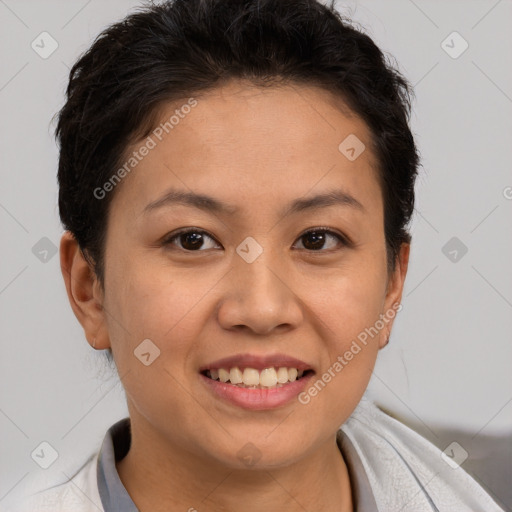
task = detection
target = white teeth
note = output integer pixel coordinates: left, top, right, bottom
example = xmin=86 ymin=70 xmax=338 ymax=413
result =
xmin=205 ymin=366 xmax=308 ymax=387
xmin=276 ymin=367 xmax=289 ymax=383
xmin=288 ymin=368 xmax=298 ymax=382
xmin=242 ymin=368 xmax=260 ymax=386
xmin=218 ymin=368 xmax=230 ymax=383
xmin=259 ymin=368 xmax=277 ymax=387
xmin=229 ymin=367 xmax=243 ymax=384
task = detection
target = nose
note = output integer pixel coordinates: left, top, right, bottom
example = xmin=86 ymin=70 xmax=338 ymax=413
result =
xmin=216 ymin=248 xmax=304 ymax=336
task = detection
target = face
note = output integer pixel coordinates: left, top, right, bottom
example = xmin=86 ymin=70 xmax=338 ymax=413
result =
xmin=63 ymin=80 xmax=408 ymax=471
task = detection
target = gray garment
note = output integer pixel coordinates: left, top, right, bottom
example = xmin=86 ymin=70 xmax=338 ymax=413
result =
xmin=97 ymin=418 xmax=138 ymax=512
xmin=96 ymin=417 xmax=378 ymax=512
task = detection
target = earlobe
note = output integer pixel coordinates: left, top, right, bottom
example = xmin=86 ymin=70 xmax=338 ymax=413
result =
xmin=387 ymin=243 xmax=410 ymax=306
xmin=59 ymin=231 xmax=111 ymax=350
xmin=379 ymin=243 xmax=410 ymax=349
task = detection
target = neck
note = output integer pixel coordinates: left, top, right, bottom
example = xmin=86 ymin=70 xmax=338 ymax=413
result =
xmin=116 ymin=417 xmax=353 ymax=512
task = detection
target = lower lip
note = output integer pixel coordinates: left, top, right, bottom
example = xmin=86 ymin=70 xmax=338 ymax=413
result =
xmin=199 ymin=372 xmax=315 ymax=410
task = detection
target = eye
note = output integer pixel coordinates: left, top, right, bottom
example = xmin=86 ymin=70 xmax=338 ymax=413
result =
xmin=293 ymin=228 xmax=349 ymax=252
xmin=163 ymin=227 xmax=350 ymax=253
xmin=163 ymin=228 xmax=221 ymax=251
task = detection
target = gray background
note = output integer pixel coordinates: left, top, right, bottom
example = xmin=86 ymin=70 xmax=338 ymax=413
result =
xmin=1 ymin=0 xmax=511 ymax=509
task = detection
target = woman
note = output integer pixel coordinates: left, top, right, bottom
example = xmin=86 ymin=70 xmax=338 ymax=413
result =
xmin=6 ymin=0 xmax=505 ymax=510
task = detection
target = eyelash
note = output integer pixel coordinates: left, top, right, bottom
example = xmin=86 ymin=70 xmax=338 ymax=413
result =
xmin=162 ymin=227 xmax=351 ymax=253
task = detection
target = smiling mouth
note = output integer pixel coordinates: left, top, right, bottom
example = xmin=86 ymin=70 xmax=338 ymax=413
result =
xmin=200 ymin=367 xmax=315 ymax=389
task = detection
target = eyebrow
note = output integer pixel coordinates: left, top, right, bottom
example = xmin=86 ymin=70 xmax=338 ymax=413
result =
xmin=142 ymin=187 xmax=365 ymax=217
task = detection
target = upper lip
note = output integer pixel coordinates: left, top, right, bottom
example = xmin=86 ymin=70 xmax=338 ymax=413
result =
xmin=200 ymin=353 xmax=314 ymax=372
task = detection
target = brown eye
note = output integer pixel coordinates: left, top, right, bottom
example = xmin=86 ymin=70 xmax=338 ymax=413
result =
xmin=294 ymin=229 xmax=347 ymax=251
xmin=164 ymin=229 xmax=220 ymax=251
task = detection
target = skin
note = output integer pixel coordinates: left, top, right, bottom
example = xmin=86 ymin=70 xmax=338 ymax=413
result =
xmin=60 ymin=79 xmax=409 ymax=512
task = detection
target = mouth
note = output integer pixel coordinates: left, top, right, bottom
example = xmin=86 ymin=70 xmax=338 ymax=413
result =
xmin=198 ymin=353 xmax=316 ymax=402
xmin=200 ymin=366 xmax=315 ymax=389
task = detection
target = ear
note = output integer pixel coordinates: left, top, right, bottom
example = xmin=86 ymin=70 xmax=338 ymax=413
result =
xmin=379 ymin=242 xmax=410 ymax=349
xmin=59 ymin=231 xmax=110 ymax=350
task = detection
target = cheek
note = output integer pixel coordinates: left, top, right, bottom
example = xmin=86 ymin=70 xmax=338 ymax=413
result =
xmin=310 ymin=260 xmax=387 ymax=342
xmin=101 ymin=261 xmax=211 ymax=420
xmin=302 ymin=260 xmax=386 ymax=399
xmin=297 ymin=276 xmax=384 ymax=428
xmin=103 ymin=255 xmax=215 ymax=364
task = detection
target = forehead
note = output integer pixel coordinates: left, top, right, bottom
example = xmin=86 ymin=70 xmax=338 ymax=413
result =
xmin=112 ymin=80 xmax=381 ymax=220
xmin=163 ymin=80 xmax=373 ymax=157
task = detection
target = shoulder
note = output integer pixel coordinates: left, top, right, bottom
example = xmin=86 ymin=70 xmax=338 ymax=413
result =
xmin=2 ymin=452 xmax=103 ymax=512
xmin=339 ymin=396 xmax=505 ymax=511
